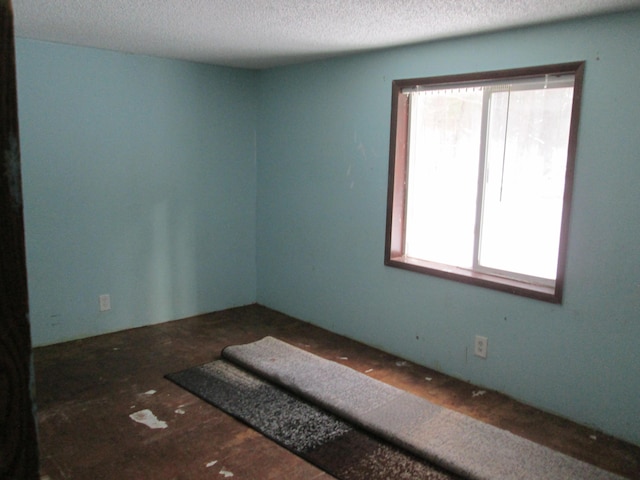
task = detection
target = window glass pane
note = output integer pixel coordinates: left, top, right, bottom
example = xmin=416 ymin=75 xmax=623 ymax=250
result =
xmin=405 ymin=89 xmax=483 ymax=268
xmin=479 ymin=86 xmax=574 ymax=279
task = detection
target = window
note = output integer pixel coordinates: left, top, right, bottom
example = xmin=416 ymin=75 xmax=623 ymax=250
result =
xmin=385 ymin=62 xmax=584 ymax=303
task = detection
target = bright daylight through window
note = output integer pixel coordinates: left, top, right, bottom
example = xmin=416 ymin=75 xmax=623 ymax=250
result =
xmin=385 ymin=63 xmax=584 ymax=302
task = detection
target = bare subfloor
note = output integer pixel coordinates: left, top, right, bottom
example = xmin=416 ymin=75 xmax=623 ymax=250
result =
xmin=34 ymin=304 xmax=639 ymax=479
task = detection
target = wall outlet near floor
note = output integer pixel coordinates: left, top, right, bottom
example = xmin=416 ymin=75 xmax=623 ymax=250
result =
xmin=99 ymin=294 xmax=111 ymax=312
xmin=474 ymin=335 xmax=488 ymax=359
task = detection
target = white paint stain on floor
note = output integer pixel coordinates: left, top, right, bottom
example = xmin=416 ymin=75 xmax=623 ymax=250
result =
xmin=206 ymin=461 xmax=233 ymax=477
xmin=129 ymin=409 xmax=168 ymax=429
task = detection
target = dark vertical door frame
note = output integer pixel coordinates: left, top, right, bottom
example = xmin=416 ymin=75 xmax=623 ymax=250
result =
xmin=0 ymin=0 xmax=40 ymax=477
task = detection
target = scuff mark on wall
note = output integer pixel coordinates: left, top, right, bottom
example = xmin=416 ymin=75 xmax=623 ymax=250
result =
xmin=346 ymin=162 xmax=356 ymax=189
xmin=354 ymin=131 xmax=368 ymax=163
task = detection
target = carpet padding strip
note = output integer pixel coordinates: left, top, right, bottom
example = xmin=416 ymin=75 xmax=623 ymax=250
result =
xmin=222 ymin=336 xmax=624 ymax=480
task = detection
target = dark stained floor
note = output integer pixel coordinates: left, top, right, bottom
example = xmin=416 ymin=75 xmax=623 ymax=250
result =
xmin=34 ymin=304 xmax=640 ymax=479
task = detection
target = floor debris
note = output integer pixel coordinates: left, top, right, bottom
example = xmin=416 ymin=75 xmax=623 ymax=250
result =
xmin=219 ymin=468 xmax=234 ymax=477
xmin=206 ymin=460 xmax=218 ymax=468
xmin=472 ymin=390 xmax=486 ymax=398
xmin=425 ymin=377 xmax=432 ymax=381
xmin=129 ymin=409 xmax=168 ymax=429
xmin=143 ymin=389 xmax=157 ymax=395
xmin=364 ymin=368 xmax=374 ymax=373
xmin=175 ymin=408 xmax=186 ymax=415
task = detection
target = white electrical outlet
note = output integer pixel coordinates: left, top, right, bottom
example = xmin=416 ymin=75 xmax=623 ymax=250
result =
xmin=474 ymin=335 xmax=488 ymax=359
xmin=99 ymin=294 xmax=111 ymax=312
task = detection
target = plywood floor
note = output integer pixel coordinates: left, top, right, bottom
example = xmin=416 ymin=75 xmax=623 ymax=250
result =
xmin=34 ymin=304 xmax=639 ymax=479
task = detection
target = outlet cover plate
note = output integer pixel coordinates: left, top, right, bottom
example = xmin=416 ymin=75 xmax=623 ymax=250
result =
xmin=99 ymin=294 xmax=111 ymax=312
xmin=474 ymin=335 xmax=488 ymax=359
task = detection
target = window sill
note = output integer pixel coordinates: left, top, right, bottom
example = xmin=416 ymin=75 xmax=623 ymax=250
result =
xmin=385 ymin=255 xmax=561 ymax=303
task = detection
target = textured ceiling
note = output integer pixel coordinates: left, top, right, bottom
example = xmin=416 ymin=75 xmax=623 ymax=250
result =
xmin=12 ymin=0 xmax=640 ymax=69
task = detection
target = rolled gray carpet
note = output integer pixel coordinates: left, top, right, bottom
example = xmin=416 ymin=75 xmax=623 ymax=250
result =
xmin=223 ymin=336 xmax=624 ymax=480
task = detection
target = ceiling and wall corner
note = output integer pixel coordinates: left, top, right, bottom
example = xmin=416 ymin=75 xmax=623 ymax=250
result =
xmin=11 ymin=0 xmax=640 ymax=69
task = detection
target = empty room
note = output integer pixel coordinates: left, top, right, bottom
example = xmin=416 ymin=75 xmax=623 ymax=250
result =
xmin=2 ymin=0 xmax=640 ymax=478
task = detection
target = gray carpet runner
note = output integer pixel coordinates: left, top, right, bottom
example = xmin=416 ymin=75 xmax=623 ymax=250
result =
xmin=222 ymin=336 xmax=624 ymax=480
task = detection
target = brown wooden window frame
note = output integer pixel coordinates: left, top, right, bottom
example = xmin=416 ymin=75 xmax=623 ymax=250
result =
xmin=384 ymin=62 xmax=585 ymax=303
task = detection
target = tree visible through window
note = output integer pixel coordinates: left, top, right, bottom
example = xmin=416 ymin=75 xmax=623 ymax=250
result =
xmin=385 ymin=63 xmax=584 ymax=302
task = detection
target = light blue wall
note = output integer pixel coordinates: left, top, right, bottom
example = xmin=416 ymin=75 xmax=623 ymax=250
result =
xmin=16 ymin=39 xmax=257 ymax=346
xmin=256 ymin=12 xmax=640 ymax=445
